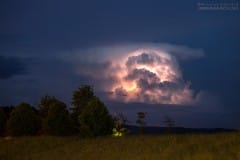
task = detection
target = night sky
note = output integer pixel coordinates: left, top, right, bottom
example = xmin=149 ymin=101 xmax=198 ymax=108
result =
xmin=1 ymin=0 xmax=240 ymax=128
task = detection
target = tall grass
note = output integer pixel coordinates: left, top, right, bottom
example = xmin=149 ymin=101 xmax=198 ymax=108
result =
xmin=0 ymin=133 xmax=240 ymax=160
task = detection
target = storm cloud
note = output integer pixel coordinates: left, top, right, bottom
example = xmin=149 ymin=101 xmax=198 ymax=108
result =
xmin=70 ymin=43 xmax=204 ymax=105
xmin=109 ymin=50 xmax=194 ymax=104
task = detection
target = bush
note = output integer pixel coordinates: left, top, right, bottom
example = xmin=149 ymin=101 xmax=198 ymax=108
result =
xmin=0 ymin=108 xmax=7 ymax=135
xmin=112 ymin=114 xmax=129 ymax=137
xmin=78 ymin=97 xmax=113 ymax=137
xmin=43 ymin=100 xmax=73 ymax=136
xmin=7 ymin=102 xmax=39 ymax=136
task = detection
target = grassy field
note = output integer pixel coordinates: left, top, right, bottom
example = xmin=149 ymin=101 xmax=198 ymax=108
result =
xmin=0 ymin=133 xmax=240 ymax=160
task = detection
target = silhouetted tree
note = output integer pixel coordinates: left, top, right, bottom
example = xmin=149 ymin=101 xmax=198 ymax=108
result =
xmin=38 ymin=95 xmax=57 ymax=118
xmin=7 ymin=102 xmax=39 ymax=136
xmin=164 ymin=116 xmax=175 ymax=133
xmin=43 ymin=99 xmax=73 ymax=136
xmin=0 ymin=108 xmax=7 ymax=135
xmin=78 ymin=97 xmax=113 ymax=137
xmin=71 ymin=85 xmax=95 ymax=130
xmin=136 ymin=112 xmax=146 ymax=134
xmin=0 ymin=106 xmax=14 ymax=119
xmin=38 ymin=95 xmax=59 ymax=133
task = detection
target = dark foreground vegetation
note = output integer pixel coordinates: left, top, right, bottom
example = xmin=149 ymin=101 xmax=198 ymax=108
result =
xmin=1 ymin=133 xmax=240 ymax=160
xmin=0 ymin=85 xmax=114 ymax=137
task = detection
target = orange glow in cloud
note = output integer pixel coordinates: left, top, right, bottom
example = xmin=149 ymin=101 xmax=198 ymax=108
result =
xmin=74 ymin=45 xmax=201 ymax=105
xmin=107 ymin=49 xmax=194 ymax=105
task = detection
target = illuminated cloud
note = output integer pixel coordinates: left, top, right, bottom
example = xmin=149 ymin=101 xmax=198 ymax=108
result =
xmin=107 ymin=49 xmax=194 ymax=104
xmin=70 ymin=43 xmax=204 ymax=105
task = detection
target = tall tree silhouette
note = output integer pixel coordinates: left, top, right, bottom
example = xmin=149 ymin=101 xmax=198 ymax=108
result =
xmin=136 ymin=112 xmax=146 ymax=134
xmin=71 ymin=85 xmax=95 ymax=130
xmin=164 ymin=116 xmax=175 ymax=133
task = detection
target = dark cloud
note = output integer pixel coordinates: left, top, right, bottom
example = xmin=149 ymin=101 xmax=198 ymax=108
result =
xmin=158 ymin=81 xmax=184 ymax=91
xmin=126 ymin=68 xmax=159 ymax=82
xmin=126 ymin=52 xmax=173 ymax=67
xmin=0 ymin=56 xmax=88 ymax=106
xmin=114 ymin=87 xmax=128 ymax=97
xmin=126 ymin=53 xmax=155 ymax=66
xmin=125 ymin=68 xmax=184 ymax=93
xmin=0 ymin=56 xmax=26 ymax=79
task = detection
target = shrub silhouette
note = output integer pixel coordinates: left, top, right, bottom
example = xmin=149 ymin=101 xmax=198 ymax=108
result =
xmin=112 ymin=113 xmax=129 ymax=137
xmin=7 ymin=102 xmax=39 ymax=136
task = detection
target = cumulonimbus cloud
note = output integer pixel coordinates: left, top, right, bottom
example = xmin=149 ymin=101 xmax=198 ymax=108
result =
xmin=68 ymin=43 xmax=204 ymax=105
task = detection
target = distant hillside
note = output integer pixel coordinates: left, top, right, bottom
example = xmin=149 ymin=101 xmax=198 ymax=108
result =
xmin=126 ymin=125 xmax=238 ymax=135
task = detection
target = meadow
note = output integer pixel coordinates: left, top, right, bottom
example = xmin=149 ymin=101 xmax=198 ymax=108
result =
xmin=0 ymin=133 xmax=240 ymax=160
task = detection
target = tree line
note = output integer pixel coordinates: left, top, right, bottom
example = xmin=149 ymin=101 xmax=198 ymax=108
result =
xmin=0 ymin=85 xmax=176 ymax=137
xmin=0 ymin=85 xmax=114 ymax=137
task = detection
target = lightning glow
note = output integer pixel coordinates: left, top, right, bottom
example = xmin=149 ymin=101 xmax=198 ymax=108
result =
xmin=73 ymin=44 xmax=203 ymax=105
xmin=108 ymin=48 xmax=194 ymax=104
